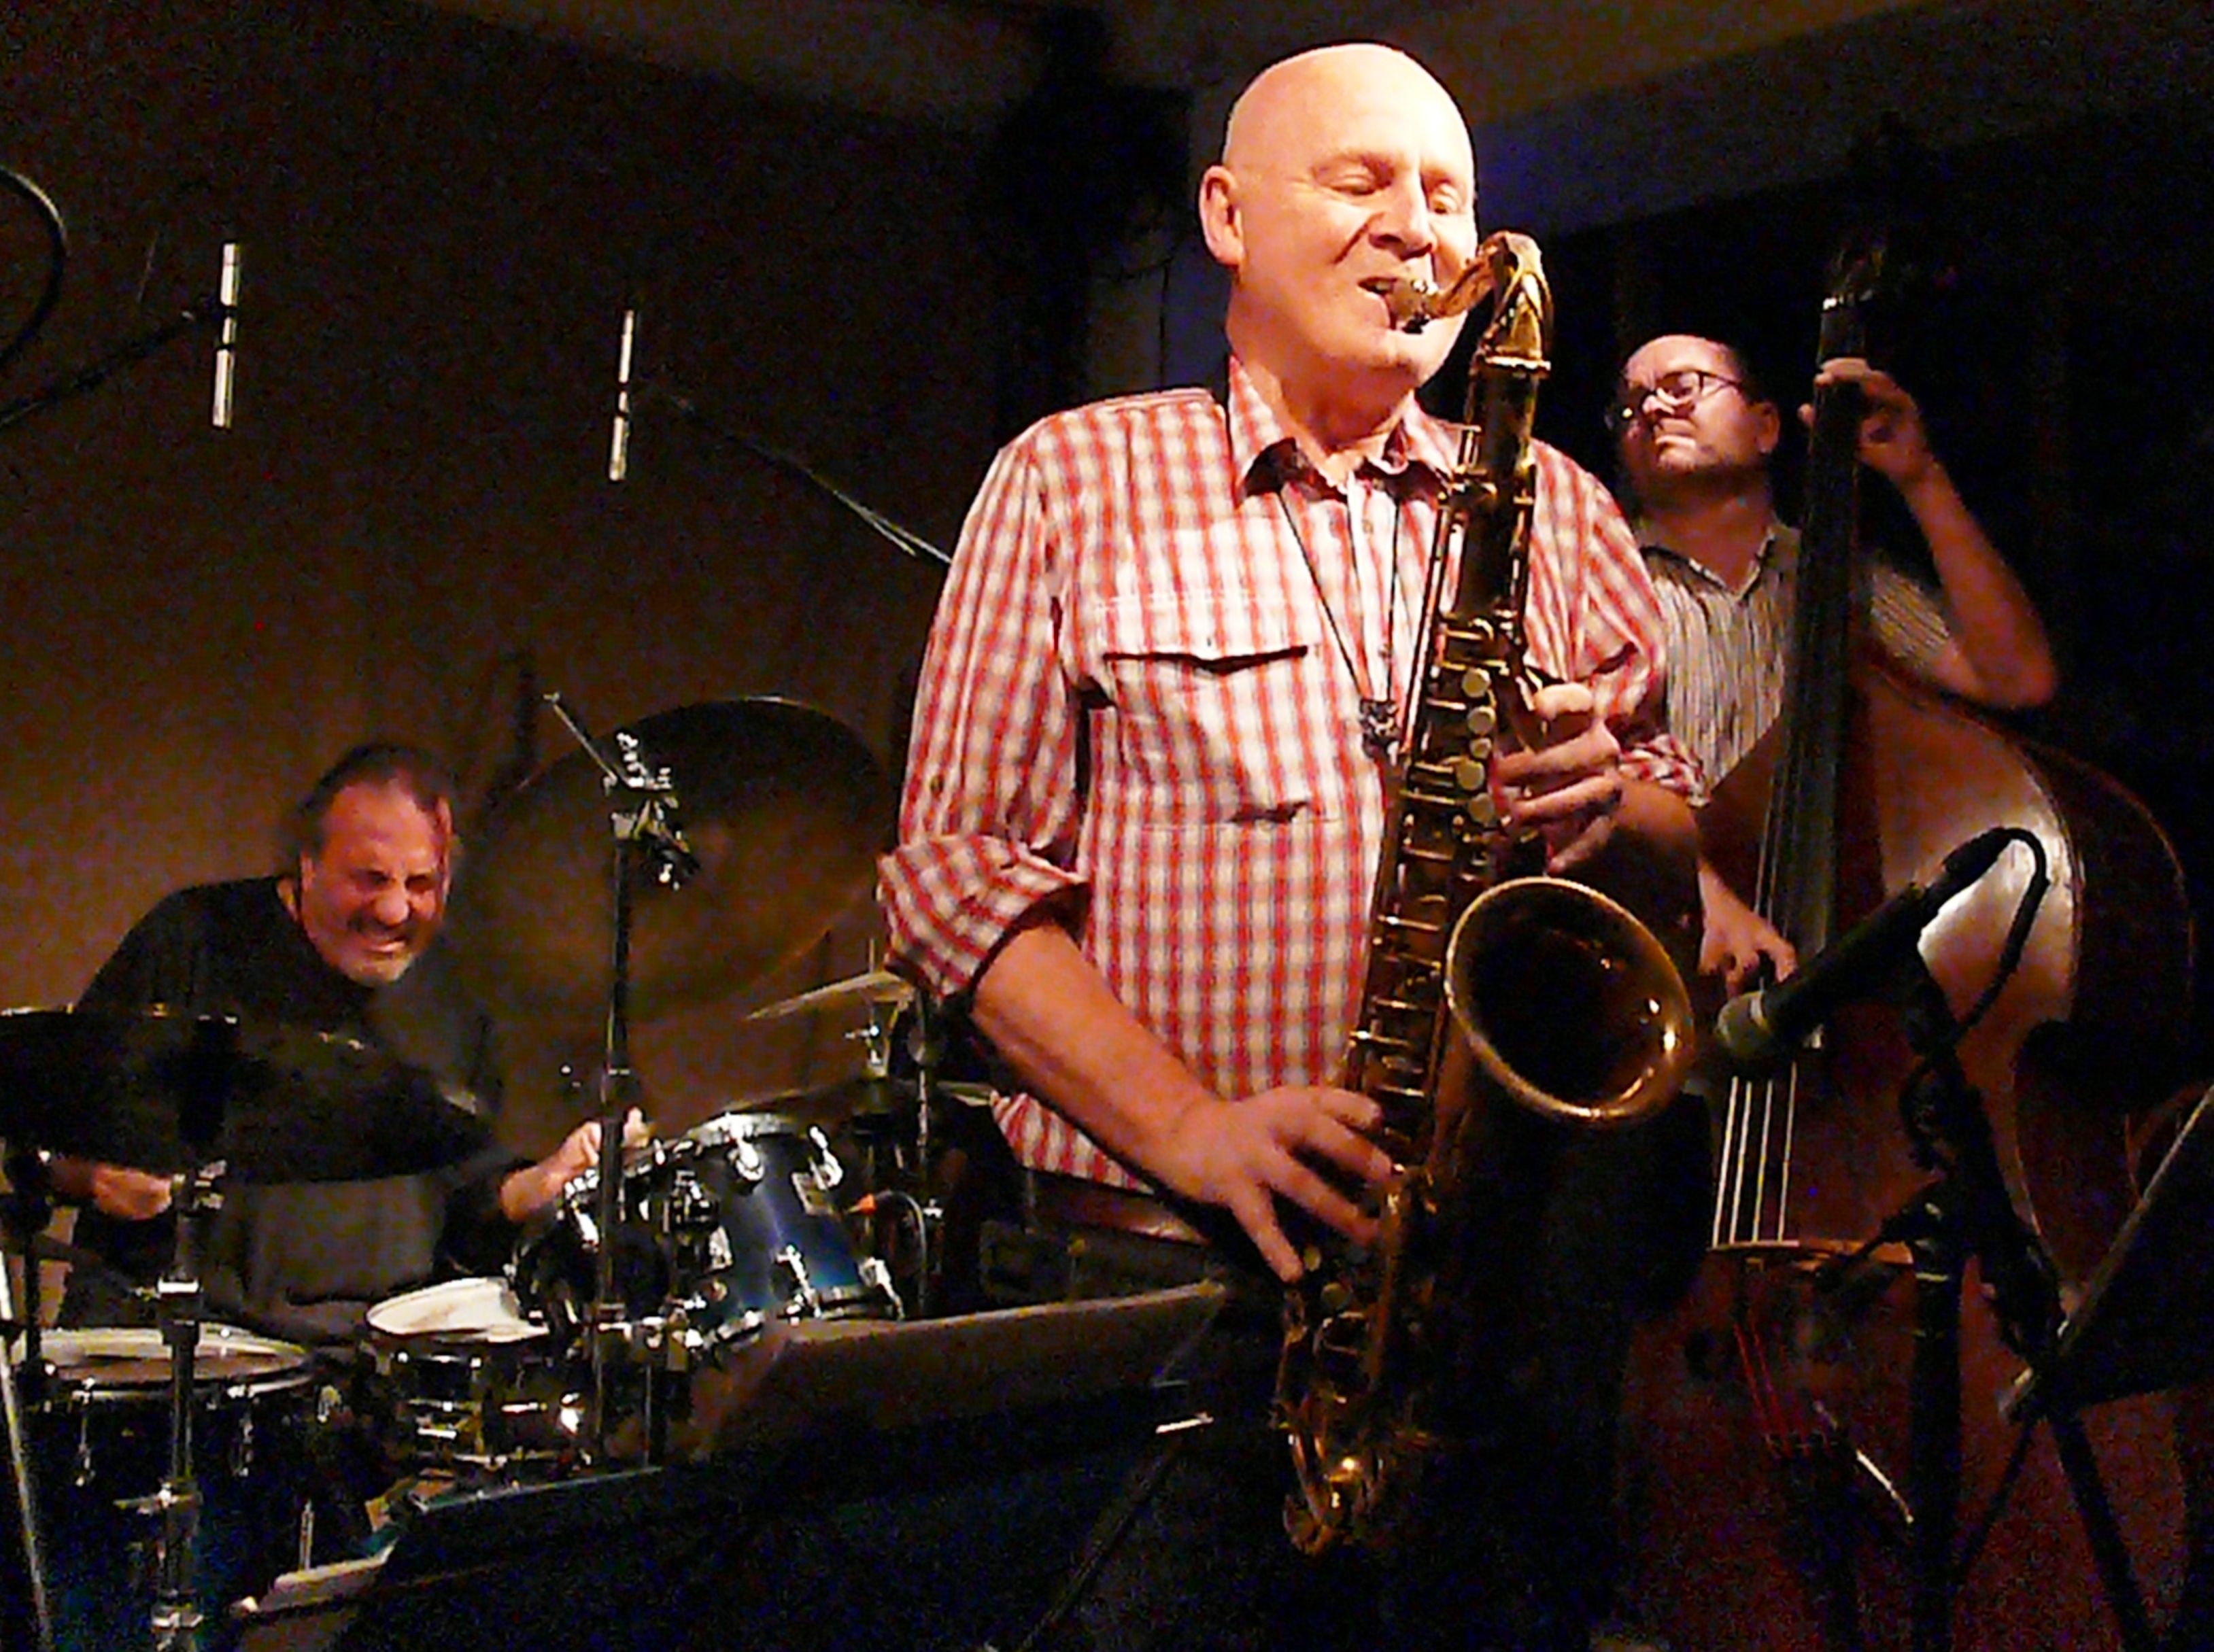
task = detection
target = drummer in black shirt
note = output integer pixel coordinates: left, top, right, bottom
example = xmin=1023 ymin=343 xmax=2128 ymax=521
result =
xmin=51 ymin=742 xmax=615 ymax=1344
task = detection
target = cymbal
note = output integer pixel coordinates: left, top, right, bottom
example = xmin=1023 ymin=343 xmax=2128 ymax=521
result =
xmin=745 ymin=969 xmax=912 ymax=1023
xmin=0 ymin=1005 xmax=494 ymax=1183
xmin=717 ymin=1073 xmax=996 ymax=1130
xmin=448 ymin=699 xmax=890 ymax=1029
xmin=723 ymin=1075 xmax=912 ymax=1127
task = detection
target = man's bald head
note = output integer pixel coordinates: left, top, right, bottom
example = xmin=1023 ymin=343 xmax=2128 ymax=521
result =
xmin=1199 ymin=44 xmax=1479 ymax=442
xmin=1221 ymin=44 xmax=1466 ymax=173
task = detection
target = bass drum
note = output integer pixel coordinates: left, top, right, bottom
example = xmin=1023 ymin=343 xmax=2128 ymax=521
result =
xmin=22 ymin=1324 xmax=316 ymax=1652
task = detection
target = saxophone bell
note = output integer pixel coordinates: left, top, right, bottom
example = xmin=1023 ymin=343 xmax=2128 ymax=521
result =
xmin=1444 ymin=877 xmax=1695 ymax=1131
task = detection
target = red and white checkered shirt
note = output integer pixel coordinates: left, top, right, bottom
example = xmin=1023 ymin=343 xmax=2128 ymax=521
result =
xmin=880 ymin=359 xmax=1699 ymax=1189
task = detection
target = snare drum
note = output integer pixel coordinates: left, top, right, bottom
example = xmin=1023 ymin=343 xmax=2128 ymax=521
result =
xmin=363 ymin=1277 xmax=581 ymax=1468
xmin=22 ymin=1324 xmax=315 ymax=1652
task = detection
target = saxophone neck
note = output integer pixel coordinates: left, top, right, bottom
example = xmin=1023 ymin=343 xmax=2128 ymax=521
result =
xmin=1378 ymin=231 xmax=1551 ymax=358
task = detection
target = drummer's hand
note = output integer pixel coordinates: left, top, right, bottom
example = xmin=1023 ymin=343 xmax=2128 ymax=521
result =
xmin=497 ymin=1109 xmax=649 ymax=1224
xmin=46 ymin=1156 xmax=174 ymax=1222
xmin=1493 ymin=681 xmax=1623 ymax=872
xmin=1151 ymin=1086 xmax=1395 ymax=1284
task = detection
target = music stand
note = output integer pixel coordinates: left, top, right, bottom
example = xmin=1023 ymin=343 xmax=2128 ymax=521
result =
xmin=2000 ymin=1082 xmax=2214 ymax=1651
xmin=2011 ymin=1082 xmax=2214 ymax=1415
xmin=234 ymin=1284 xmax=1225 ymax=1652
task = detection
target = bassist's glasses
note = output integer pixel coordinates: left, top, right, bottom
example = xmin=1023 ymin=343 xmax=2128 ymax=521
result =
xmin=1606 ymin=368 xmax=1746 ymax=433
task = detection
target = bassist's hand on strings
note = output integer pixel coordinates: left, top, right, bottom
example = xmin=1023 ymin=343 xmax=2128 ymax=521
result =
xmin=1697 ymin=859 xmax=1798 ymax=992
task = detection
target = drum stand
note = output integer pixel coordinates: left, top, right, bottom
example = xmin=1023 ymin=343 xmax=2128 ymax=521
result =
xmin=849 ymin=991 xmax=950 ymax=1321
xmin=0 ymin=1141 xmax=56 ymax=1652
xmin=143 ymin=1161 xmax=224 ymax=1652
xmin=544 ymin=695 xmax=696 ymax=1465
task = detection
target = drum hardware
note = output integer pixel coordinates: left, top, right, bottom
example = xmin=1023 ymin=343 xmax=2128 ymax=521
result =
xmin=0 ymin=1006 xmax=496 ymax=1185
xmin=513 ymin=1115 xmax=902 ymax=1382
xmin=445 ymin=696 xmax=891 ymax=1033
xmin=744 ymin=967 xmax=914 ymax=1026
xmin=527 ymin=691 xmax=698 ymax=1466
xmin=0 ymin=1007 xmax=488 ymax=1651
xmin=2 ymin=1140 xmax=59 ymax=1652
xmin=449 ymin=691 xmax=894 ymax=1464
xmin=19 ymin=1325 xmax=314 ymax=1652
xmin=363 ymin=1279 xmax=584 ymax=1472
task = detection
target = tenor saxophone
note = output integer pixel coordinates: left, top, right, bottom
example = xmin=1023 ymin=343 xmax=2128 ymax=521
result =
xmin=1275 ymin=232 xmax=1696 ymax=1555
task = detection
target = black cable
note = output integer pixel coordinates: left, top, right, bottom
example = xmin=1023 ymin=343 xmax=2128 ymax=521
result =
xmin=0 ymin=165 xmax=68 ymax=381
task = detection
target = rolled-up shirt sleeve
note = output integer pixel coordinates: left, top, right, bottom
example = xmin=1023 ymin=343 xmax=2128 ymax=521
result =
xmin=880 ymin=434 xmax=1092 ymax=1001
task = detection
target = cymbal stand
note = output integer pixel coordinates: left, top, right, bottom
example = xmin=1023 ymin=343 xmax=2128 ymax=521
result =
xmin=544 ymin=694 xmax=695 ymax=1462
xmin=143 ymin=1157 xmax=224 ymax=1652
xmin=901 ymin=992 xmax=949 ymax=1318
xmin=849 ymin=991 xmax=950 ymax=1320
xmin=0 ymin=1141 xmax=56 ymax=1652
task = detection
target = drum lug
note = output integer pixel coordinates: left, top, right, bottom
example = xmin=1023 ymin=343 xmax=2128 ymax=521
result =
xmin=807 ymin=1127 xmax=844 ymax=1190
xmin=671 ymin=1165 xmax=719 ymax=1226
xmin=775 ymin=1244 xmax=821 ymax=1316
xmin=734 ymin=1139 xmax=766 ymax=1182
xmin=859 ymin=1255 xmax=905 ymax=1321
xmin=73 ymin=1406 xmax=93 ymax=1487
xmin=233 ymin=1405 xmax=256 ymax=1477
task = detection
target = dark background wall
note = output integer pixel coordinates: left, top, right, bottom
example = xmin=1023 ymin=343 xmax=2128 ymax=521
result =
xmin=1 ymin=0 xmax=995 ymax=1146
xmin=5 ymin=0 xmax=2214 ymax=1151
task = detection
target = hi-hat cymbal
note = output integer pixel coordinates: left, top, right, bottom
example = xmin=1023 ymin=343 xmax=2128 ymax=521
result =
xmin=0 ymin=1005 xmax=495 ymax=1182
xmin=447 ymin=698 xmax=891 ymax=1029
xmin=745 ymin=969 xmax=913 ymax=1024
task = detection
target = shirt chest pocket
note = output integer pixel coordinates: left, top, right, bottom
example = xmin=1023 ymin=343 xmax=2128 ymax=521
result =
xmin=1092 ymin=591 xmax=1342 ymax=830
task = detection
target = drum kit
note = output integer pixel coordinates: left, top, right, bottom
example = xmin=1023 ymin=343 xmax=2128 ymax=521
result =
xmin=0 ymin=695 xmax=982 ymax=1651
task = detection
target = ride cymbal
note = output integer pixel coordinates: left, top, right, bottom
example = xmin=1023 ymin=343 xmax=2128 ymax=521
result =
xmin=447 ymin=698 xmax=891 ymax=1029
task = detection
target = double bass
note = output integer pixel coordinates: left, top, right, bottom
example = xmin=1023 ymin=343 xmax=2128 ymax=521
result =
xmin=1615 ymin=222 xmax=2204 ymax=1648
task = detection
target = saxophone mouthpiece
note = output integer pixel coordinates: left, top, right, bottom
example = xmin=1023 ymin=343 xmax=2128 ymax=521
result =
xmin=1375 ymin=262 xmax=1499 ymax=332
xmin=1374 ymin=276 xmax=1444 ymax=332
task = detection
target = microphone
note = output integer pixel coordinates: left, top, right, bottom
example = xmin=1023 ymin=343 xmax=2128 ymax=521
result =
xmin=1713 ymin=827 xmax=2017 ymax=1069
xmin=607 ymin=305 xmax=636 ymax=481
xmin=210 ymin=241 xmax=241 ymax=428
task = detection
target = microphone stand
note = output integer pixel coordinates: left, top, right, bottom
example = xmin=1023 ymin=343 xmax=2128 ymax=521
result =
xmin=543 ymin=695 xmax=692 ymax=1464
xmin=0 ymin=252 xmax=239 ymax=437
xmin=1821 ymin=960 xmax=2066 ymax=1652
xmin=607 ymin=357 xmax=951 ymax=570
